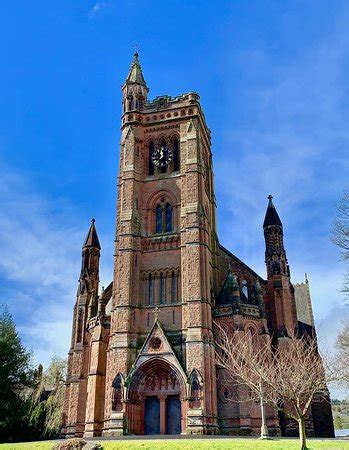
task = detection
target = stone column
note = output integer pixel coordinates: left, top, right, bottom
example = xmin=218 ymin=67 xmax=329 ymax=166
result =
xmin=159 ymin=395 xmax=167 ymax=434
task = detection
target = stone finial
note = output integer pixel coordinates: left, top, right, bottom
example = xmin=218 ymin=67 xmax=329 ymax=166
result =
xmin=152 ymin=306 xmax=160 ymax=321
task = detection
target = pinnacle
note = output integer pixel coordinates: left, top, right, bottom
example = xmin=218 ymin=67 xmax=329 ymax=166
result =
xmin=83 ymin=219 xmax=101 ymax=249
xmin=125 ymin=52 xmax=147 ymax=87
xmin=263 ymin=195 xmax=282 ymax=228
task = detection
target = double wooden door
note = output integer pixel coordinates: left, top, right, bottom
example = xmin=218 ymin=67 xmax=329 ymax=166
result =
xmin=144 ymin=395 xmax=181 ymax=435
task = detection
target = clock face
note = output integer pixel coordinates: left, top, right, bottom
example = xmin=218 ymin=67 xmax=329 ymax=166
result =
xmin=151 ymin=145 xmax=173 ymax=168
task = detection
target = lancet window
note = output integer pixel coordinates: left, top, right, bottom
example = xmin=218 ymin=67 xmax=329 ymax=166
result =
xmin=155 ymin=202 xmax=173 ymax=234
xmin=111 ymin=374 xmax=123 ymax=412
xmin=76 ymin=308 xmax=84 ymax=343
xmin=159 ymin=272 xmax=165 ymax=304
xmin=147 ymin=274 xmax=154 ymax=305
xmin=242 ymin=279 xmax=248 ymax=299
xmin=173 ymin=137 xmax=180 ymax=172
xmin=143 ymin=269 xmax=180 ymax=306
xmin=189 ymin=372 xmax=202 ymax=408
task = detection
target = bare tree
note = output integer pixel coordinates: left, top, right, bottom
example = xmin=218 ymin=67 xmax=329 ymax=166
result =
xmin=215 ymin=324 xmax=342 ymax=450
xmin=336 ymin=320 xmax=349 ymax=383
xmin=331 ymin=190 xmax=349 ymax=296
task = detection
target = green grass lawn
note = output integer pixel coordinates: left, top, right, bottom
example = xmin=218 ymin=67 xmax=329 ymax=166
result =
xmin=0 ymin=443 xmax=55 ymax=450
xmin=1 ymin=439 xmax=349 ymax=450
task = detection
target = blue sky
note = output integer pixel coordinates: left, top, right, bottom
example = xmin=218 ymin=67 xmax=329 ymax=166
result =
xmin=0 ymin=1 xmax=348 ymax=395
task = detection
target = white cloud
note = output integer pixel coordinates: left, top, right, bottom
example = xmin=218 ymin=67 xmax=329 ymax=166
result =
xmin=214 ymin=13 xmax=349 ymax=399
xmin=88 ymin=2 xmax=108 ymax=18
xmin=0 ymin=161 xmax=113 ymax=369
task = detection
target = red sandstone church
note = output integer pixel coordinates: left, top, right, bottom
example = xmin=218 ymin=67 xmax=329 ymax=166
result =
xmin=63 ymin=54 xmax=334 ymax=437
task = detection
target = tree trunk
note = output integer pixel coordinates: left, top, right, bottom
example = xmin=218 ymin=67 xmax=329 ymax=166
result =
xmin=298 ymin=416 xmax=307 ymax=450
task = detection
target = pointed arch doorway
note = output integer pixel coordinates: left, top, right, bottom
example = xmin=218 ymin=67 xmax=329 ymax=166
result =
xmin=127 ymin=358 xmax=185 ymax=435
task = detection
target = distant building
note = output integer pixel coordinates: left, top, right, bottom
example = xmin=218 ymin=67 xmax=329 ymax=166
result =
xmin=62 ymin=53 xmax=334 ymax=438
xmin=294 ymin=274 xmax=315 ymax=327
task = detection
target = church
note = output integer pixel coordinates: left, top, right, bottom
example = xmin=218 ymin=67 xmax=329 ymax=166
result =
xmin=62 ymin=53 xmax=334 ymax=437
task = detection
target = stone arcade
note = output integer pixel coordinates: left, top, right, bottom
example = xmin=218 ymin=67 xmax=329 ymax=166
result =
xmin=62 ymin=53 xmax=334 ymax=437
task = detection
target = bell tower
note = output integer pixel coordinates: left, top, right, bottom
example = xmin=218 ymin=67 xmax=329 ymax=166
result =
xmin=102 ymin=53 xmax=219 ymax=435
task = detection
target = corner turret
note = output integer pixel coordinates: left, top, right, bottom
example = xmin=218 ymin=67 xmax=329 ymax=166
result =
xmin=263 ymin=196 xmax=297 ymax=336
xmin=263 ymin=195 xmax=289 ymax=278
xmin=122 ymin=52 xmax=149 ymax=113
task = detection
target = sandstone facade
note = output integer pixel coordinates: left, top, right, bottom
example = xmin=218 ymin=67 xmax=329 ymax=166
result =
xmin=62 ymin=54 xmax=334 ymax=438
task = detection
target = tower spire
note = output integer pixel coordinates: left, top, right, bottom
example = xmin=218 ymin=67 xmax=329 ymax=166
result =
xmin=263 ymin=196 xmax=298 ymax=335
xmin=263 ymin=195 xmax=288 ymax=278
xmin=263 ymin=195 xmax=282 ymax=228
xmin=79 ymin=219 xmax=101 ymax=296
xmin=122 ymin=52 xmax=149 ymax=113
xmin=83 ymin=218 xmax=101 ymax=250
xmin=125 ymin=52 xmax=148 ymax=88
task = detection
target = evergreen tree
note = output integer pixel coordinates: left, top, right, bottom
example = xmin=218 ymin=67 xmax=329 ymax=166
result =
xmin=0 ymin=305 xmax=34 ymax=442
xmin=30 ymin=357 xmax=67 ymax=438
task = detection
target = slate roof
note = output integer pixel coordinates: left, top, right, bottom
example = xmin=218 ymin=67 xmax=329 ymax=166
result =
xmin=83 ymin=219 xmax=101 ymax=249
xmin=125 ymin=52 xmax=147 ymax=87
xmin=263 ymin=195 xmax=282 ymax=228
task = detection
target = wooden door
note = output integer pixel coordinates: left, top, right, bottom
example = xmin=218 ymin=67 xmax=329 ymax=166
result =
xmin=144 ymin=396 xmax=160 ymax=435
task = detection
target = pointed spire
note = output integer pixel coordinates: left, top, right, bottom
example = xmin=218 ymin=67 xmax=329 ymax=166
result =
xmin=83 ymin=218 xmax=101 ymax=250
xmin=125 ymin=52 xmax=147 ymax=88
xmin=263 ymin=195 xmax=282 ymax=228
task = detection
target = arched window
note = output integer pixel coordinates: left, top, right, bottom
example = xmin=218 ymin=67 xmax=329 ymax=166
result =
xmin=76 ymin=308 xmax=83 ymax=343
xmin=155 ymin=202 xmax=173 ymax=234
xmin=149 ymin=142 xmax=154 ymax=175
xmin=165 ymin=203 xmax=172 ymax=232
xmin=247 ymin=326 xmax=257 ymax=345
xmin=242 ymin=280 xmax=248 ymax=299
xmin=159 ymin=272 xmax=165 ymax=304
xmin=173 ymin=137 xmax=180 ymax=172
xmin=148 ymin=274 xmax=153 ymax=305
xmin=156 ymin=205 xmax=162 ymax=233
xmin=138 ymin=96 xmax=143 ymax=110
xmin=189 ymin=373 xmax=202 ymax=408
xmin=112 ymin=374 xmax=123 ymax=411
xmin=171 ymin=271 xmax=177 ymax=303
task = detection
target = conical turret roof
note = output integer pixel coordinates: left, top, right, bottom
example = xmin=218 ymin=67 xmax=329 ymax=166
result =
xmin=217 ymin=269 xmax=240 ymax=305
xmin=263 ymin=195 xmax=282 ymax=228
xmin=83 ymin=218 xmax=101 ymax=249
xmin=125 ymin=52 xmax=147 ymax=87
